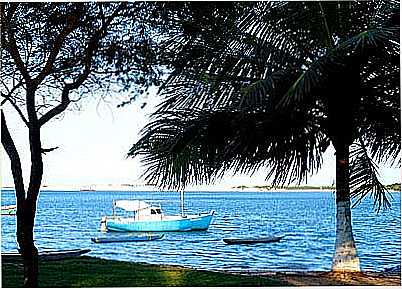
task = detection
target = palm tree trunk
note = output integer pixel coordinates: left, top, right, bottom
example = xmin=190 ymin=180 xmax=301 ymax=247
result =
xmin=332 ymin=144 xmax=360 ymax=272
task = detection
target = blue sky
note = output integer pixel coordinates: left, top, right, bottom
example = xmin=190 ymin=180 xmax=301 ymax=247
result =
xmin=1 ymin=92 xmax=400 ymax=190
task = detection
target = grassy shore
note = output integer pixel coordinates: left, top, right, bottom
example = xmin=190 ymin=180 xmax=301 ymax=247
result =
xmin=2 ymin=256 xmax=400 ymax=287
xmin=1 ymin=256 xmax=286 ymax=287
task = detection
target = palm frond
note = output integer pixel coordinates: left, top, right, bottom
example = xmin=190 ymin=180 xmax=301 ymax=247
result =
xmin=129 ymin=105 xmax=329 ymax=190
xmin=358 ymin=52 xmax=400 ymax=165
xmin=129 ymin=109 xmax=216 ymax=189
xmin=349 ymin=138 xmax=392 ymax=212
xmin=128 ymin=1 xmax=400 ymax=196
xmin=279 ymin=24 xmax=399 ymax=108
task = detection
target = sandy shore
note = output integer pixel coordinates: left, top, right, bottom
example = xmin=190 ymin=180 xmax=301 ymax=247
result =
xmin=236 ymin=271 xmax=401 ymax=286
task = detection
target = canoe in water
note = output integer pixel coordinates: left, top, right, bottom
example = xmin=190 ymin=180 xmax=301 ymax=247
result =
xmin=2 ymin=249 xmax=91 ymax=262
xmin=223 ymin=236 xmax=283 ymax=245
xmin=91 ymin=234 xmax=164 ymax=243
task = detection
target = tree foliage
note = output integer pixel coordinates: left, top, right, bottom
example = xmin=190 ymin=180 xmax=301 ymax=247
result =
xmin=1 ymin=2 xmax=165 ymax=117
xmin=1 ymin=2 xmax=180 ymax=286
xmin=129 ymin=1 xmax=400 ymax=210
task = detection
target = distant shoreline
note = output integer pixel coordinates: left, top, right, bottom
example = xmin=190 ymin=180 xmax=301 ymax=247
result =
xmin=1 ymin=187 xmax=400 ymax=193
xmin=0 ymin=185 xmax=335 ymax=193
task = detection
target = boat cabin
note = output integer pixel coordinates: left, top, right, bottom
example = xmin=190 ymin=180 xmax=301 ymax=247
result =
xmin=135 ymin=206 xmax=164 ymax=221
xmin=112 ymin=200 xmax=164 ymax=220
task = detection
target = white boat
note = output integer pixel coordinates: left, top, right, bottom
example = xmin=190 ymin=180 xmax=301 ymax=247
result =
xmin=101 ymin=198 xmax=214 ymax=232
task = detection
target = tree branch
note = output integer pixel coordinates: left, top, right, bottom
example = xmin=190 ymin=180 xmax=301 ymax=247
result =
xmin=38 ymin=3 xmax=126 ymax=127
xmin=33 ymin=12 xmax=81 ymax=85
xmin=1 ymin=110 xmax=26 ymax=202
xmin=0 ymin=77 xmax=24 ymax=105
xmin=37 ymin=86 xmax=70 ymax=126
xmin=1 ymin=4 xmax=31 ymax=82
xmin=1 ymin=92 xmax=29 ymax=127
xmin=37 ymin=43 xmax=94 ymax=127
xmin=41 ymin=146 xmax=59 ymax=154
xmin=1 ymin=79 xmax=29 ymax=126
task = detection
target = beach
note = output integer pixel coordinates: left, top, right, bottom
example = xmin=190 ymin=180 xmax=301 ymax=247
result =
xmin=238 ymin=270 xmax=401 ymax=286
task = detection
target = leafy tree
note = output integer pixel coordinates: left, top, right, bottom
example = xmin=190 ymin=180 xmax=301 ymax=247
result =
xmin=385 ymin=183 xmax=401 ymax=191
xmin=129 ymin=1 xmax=400 ymax=272
xmin=1 ymin=2 xmax=165 ymax=286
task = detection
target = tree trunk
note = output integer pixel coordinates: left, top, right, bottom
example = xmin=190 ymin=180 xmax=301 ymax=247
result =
xmin=325 ymin=56 xmax=362 ymax=272
xmin=20 ymin=122 xmax=43 ymax=287
xmin=1 ymin=111 xmax=40 ymax=286
xmin=17 ymin=200 xmax=39 ymax=287
xmin=332 ymin=144 xmax=360 ymax=272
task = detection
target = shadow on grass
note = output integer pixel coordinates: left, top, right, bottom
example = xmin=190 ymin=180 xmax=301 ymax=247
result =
xmin=2 ymin=256 xmax=288 ymax=287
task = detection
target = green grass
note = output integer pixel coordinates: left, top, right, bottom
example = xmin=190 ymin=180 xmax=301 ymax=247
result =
xmin=2 ymin=256 xmax=288 ymax=287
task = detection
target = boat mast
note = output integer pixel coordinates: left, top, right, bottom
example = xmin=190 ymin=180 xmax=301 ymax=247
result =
xmin=180 ymin=189 xmax=185 ymax=217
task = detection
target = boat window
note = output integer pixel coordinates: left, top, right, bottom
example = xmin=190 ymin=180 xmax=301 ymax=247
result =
xmin=156 ymin=209 xmax=162 ymax=214
xmin=151 ymin=209 xmax=157 ymax=214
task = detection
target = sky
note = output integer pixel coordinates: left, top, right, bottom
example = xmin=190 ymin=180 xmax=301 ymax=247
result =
xmin=1 ymin=91 xmax=400 ymax=190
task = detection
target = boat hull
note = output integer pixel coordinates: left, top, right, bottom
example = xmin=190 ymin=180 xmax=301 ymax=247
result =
xmin=188 ymin=211 xmax=215 ymax=230
xmin=105 ymin=211 xmax=214 ymax=232
xmin=223 ymin=236 xmax=283 ymax=245
xmin=91 ymin=234 xmax=164 ymax=243
xmin=106 ymin=217 xmax=192 ymax=232
xmin=2 ymin=249 xmax=91 ymax=262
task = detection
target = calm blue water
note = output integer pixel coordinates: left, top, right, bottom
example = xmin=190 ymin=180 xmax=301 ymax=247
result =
xmin=1 ymin=190 xmax=400 ymax=272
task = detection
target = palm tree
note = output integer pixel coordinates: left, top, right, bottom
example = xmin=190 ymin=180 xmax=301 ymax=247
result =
xmin=129 ymin=1 xmax=400 ymax=272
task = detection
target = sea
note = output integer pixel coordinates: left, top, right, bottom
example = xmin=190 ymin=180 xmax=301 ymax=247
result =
xmin=1 ymin=189 xmax=400 ymax=272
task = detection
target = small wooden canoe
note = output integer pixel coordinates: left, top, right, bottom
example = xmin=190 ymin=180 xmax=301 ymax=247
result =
xmin=223 ymin=236 xmax=283 ymax=245
xmin=2 ymin=249 xmax=91 ymax=262
xmin=91 ymin=234 xmax=164 ymax=243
